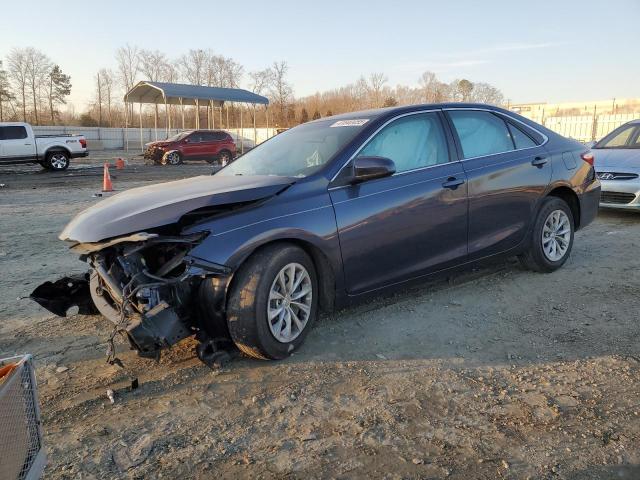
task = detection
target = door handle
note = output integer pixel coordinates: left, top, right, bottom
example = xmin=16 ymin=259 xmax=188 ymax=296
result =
xmin=24 ymin=143 xmax=32 ymax=146
xmin=532 ymin=155 xmax=548 ymax=167
xmin=442 ymin=177 xmax=465 ymax=190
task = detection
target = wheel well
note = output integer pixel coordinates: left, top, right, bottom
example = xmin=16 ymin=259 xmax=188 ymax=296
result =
xmin=241 ymin=239 xmax=336 ymax=312
xmin=547 ymin=186 xmax=581 ymax=229
xmin=45 ymin=147 xmax=71 ymax=159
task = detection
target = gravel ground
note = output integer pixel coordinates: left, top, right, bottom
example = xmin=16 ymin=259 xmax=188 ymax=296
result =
xmin=1 ymin=161 xmax=639 ymax=479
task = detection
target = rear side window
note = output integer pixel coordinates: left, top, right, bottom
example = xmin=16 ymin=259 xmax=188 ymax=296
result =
xmin=358 ymin=112 xmax=449 ymax=173
xmin=507 ymin=123 xmax=537 ymax=149
xmin=449 ymin=111 xmax=514 ymax=159
xmin=597 ymin=125 xmax=640 ymax=148
xmin=0 ymin=126 xmax=28 ymax=140
xmin=212 ymin=131 xmax=228 ymax=141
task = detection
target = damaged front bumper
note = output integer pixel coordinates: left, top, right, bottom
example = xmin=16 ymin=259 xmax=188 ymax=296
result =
xmin=32 ymin=231 xmax=232 ymax=358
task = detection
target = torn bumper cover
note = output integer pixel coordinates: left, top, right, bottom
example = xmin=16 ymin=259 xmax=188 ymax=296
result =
xmin=30 ymin=273 xmax=98 ymax=317
xmin=32 ymin=232 xmax=231 ymax=356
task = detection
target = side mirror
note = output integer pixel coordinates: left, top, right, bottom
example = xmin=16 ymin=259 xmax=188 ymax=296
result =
xmin=350 ymin=156 xmax=396 ymax=184
xmin=183 ymin=138 xmax=190 ymax=143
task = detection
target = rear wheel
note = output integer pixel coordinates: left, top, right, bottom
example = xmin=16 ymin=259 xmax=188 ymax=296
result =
xmin=46 ymin=151 xmax=70 ymax=171
xmin=518 ymin=197 xmax=574 ymax=272
xmin=226 ymin=244 xmax=318 ymax=360
xmin=218 ymin=150 xmax=232 ymax=167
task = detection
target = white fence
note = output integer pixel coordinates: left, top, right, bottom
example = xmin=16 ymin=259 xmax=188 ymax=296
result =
xmin=533 ymin=113 xmax=637 ymax=143
xmin=32 ymin=126 xmax=277 ymax=151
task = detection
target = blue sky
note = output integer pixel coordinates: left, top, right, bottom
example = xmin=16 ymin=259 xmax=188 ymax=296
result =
xmin=2 ymin=0 xmax=638 ymax=109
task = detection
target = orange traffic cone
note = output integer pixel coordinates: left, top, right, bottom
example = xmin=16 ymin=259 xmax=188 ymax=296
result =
xmin=115 ymin=157 xmax=125 ymax=169
xmin=102 ymin=163 xmax=114 ymax=192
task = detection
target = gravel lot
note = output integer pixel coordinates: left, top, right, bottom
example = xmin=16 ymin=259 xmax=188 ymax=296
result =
xmin=1 ymin=159 xmax=639 ymax=479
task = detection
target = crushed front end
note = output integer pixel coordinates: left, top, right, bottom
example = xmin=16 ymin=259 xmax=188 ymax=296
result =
xmin=33 ymin=231 xmax=232 ymax=361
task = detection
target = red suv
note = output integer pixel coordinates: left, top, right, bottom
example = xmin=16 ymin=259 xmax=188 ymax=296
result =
xmin=144 ymin=130 xmax=236 ymax=166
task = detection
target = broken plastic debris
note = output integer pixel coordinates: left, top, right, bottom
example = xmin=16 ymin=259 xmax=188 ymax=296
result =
xmin=106 ymin=389 xmax=115 ymax=404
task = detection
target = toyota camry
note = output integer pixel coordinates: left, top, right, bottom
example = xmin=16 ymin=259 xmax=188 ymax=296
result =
xmin=31 ymin=103 xmax=601 ymax=364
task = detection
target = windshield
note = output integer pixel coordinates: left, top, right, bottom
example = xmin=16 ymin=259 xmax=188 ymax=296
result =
xmin=166 ymin=131 xmax=191 ymax=142
xmin=595 ymin=125 xmax=640 ymax=149
xmin=217 ymin=119 xmax=369 ymax=177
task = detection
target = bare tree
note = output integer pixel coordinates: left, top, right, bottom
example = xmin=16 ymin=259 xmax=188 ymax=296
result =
xmin=95 ymin=71 xmax=103 ymax=126
xmin=116 ymin=44 xmax=140 ymax=93
xmin=0 ymin=60 xmax=14 ymax=122
xmin=419 ymin=71 xmax=439 ymax=102
xmin=7 ymin=48 xmax=29 ymax=121
xmin=99 ymin=69 xmax=115 ymax=126
xmin=367 ymin=72 xmax=388 ymax=108
xmin=270 ymin=61 xmax=293 ymax=126
xmin=469 ymin=82 xmax=504 ymax=105
xmin=116 ymin=44 xmax=140 ymax=121
xmin=24 ymin=47 xmax=52 ymax=124
xmin=249 ymin=69 xmax=273 ymax=96
xmin=47 ymin=65 xmax=71 ymax=124
xmin=139 ymin=49 xmax=168 ymax=83
xmin=139 ymin=49 xmax=170 ymax=130
xmin=179 ymin=49 xmax=208 ymax=85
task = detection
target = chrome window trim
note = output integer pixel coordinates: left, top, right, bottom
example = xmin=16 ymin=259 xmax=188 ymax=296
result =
xmin=328 ymin=109 xmax=441 ymax=184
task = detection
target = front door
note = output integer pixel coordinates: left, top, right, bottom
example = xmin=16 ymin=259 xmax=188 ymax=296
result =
xmin=0 ymin=125 xmax=35 ymax=161
xmin=330 ymin=111 xmax=468 ymax=295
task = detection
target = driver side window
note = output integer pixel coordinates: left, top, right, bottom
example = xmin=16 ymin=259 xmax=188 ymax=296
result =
xmin=357 ymin=113 xmax=449 ymax=173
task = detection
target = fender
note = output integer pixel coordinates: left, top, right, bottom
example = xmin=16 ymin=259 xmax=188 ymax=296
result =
xmin=39 ymin=145 xmax=72 ymax=160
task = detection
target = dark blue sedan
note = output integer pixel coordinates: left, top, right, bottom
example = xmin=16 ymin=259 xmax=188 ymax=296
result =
xmin=33 ymin=103 xmax=601 ymax=363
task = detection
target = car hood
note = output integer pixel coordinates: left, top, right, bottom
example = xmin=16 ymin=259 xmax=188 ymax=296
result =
xmin=60 ymin=175 xmax=294 ymax=243
xmin=593 ymin=149 xmax=640 ymax=170
xmin=145 ymin=141 xmax=169 ymax=149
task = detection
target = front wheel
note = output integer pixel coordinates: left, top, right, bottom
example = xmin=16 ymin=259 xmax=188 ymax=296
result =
xmin=226 ymin=244 xmax=318 ymax=360
xmin=218 ymin=150 xmax=232 ymax=167
xmin=46 ymin=152 xmax=70 ymax=171
xmin=161 ymin=150 xmax=183 ymax=166
xmin=519 ymin=197 xmax=575 ymax=272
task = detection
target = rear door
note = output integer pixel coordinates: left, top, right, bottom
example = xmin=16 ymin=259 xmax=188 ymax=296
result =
xmin=444 ymin=109 xmax=551 ymax=260
xmin=0 ymin=126 xmax=35 ymax=161
xmin=200 ymin=131 xmax=222 ymax=158
xmin=330 ymin=111 xmax=468 ymax=294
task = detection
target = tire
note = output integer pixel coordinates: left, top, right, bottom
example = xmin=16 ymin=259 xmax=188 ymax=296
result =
xmin=161 ymin=150 xmax=183 ymax=166
xmin=226 ymin=244 xmax=318 ymax=360
xmin=218 ymin=150 xmax=232 ymax=167
xmin=518 ymin=197 xmax=575 ymax=273
xmin=46 ymin=151 xmax=70 ymax=171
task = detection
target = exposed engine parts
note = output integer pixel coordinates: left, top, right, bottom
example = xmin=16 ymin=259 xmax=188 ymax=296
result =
xmin=32 ymin=231 xmax=235 ymax=368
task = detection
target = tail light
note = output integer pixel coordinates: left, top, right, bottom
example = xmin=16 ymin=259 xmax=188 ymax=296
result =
xmin=79 ymin=138 xmax=87 ymax=149
xmin=580 ymin=151 xmax=594 ymax=166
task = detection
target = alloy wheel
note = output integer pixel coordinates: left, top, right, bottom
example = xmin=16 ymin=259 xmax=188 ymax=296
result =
xmin=267 ymin=263 xmax=313 ymax=343
xmin=166 ymin=152 xmax=181 ymax=165
xmin=541 ymin=209 xmax=571 ymax=261
xmin=49 ymin=153 xmax=68 ymax=170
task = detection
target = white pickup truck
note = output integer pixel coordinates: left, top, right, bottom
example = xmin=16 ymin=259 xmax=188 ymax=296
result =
xmin=0 ymin=122 xmax=88 ymax=171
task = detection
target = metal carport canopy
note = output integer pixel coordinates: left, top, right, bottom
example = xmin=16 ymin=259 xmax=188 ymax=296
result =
xmin=125 ymin=81 xmax=269 ymax=106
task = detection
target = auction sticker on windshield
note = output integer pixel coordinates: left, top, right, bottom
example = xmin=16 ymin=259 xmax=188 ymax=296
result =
xmin=330 ymin=119 xmax=369 ymax=127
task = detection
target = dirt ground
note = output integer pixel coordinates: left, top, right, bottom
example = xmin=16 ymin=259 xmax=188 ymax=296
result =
xmin=1 ymin=157 xmax=639 ymax=479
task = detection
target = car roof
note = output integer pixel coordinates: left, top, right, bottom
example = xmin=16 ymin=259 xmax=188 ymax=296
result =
xmin=312 ymin=103 xmax=508 ymax=123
